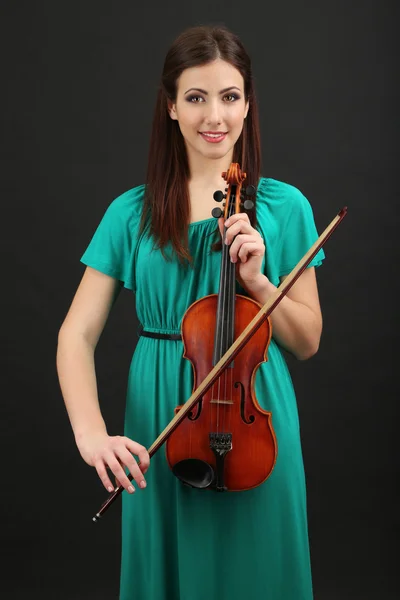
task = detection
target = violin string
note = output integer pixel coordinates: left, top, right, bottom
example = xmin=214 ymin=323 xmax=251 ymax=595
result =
xmin=224 ymin=197 xmax=235 ymax=435
xmin=227 ymin=193 xmax=237 ymax=438
xmin=223 ymin=225 xmax=231 ymax=435
xmin=212 ymin=205 xmax=224 ymax=436
xmin=227 ymin=235 xmax=235 ymax=437
xmin=222 ymin=190 xmax=236 ymax=436
xmin=215 ymin=190 xmax=231 ymax=435
xmin=225 ymin=220 xmax=233 ymax=436
xmin=216 ymin=218 xmax=229 ymax=433
xmin=213 ymin=183 xmax=238 ymax=440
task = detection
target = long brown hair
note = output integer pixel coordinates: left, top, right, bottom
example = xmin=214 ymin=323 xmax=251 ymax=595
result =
xmin=140 ymin=24 xmax=262 ymax=263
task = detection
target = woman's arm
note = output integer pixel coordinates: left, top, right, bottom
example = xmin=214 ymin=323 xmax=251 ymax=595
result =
xmin=242 ymin=267 xmax=322 ymax=361
xmin=221 ymin=213 xmax=323 ymax=361
xmin=56 ymin=267 xmax=150 ymax=493
xmin=57 ymin=267 xmax=120 ymax=439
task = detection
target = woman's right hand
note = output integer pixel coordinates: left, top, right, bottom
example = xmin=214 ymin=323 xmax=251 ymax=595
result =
xmin=76 ymin=431 xmax=150 ymax=494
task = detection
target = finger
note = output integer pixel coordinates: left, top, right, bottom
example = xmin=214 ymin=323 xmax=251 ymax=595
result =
xmin=95 ymin=459 xmax=116 ymax=493
xmin=229 ymin=235 xmax=262 ymax=262
xmin=124 ymin=438 xmax=151 ymax=475
xmin=237 ymin=242 xmax=264 ymax=263
xmin=104 ymin=452 xmax=136 ymax=494
xmin=115 ymin=447 xmax=147 ymax=490
xmin=114 ymin=458 xmax=126 ymax=489
xmin=225 ymin=213 xmax=250 ymax=228
xmin=225 ymin=220 xmax=255 ymax=245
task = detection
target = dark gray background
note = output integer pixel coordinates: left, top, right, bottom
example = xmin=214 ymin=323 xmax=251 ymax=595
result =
xmin=1 ymin=1 xmax=398 ymax=598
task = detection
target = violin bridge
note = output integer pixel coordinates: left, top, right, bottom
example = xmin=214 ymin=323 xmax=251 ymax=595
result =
xmin=210 ymin=399 xmax=234 ymax=405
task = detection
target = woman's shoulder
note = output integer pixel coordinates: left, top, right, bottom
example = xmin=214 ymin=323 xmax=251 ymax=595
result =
xmin=97 ymin=184 xmax=147 ymax=236
xmin=256 ymin=177 xmax=315 ymax=230
xmin=106 ymin=183 xmax=146 ymax=218
xmin=257 ymin=177 xmax=310 ymax=211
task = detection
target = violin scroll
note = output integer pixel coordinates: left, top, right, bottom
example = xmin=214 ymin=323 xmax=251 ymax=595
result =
xmin=211 ymin=163 xmax=256 ymax=220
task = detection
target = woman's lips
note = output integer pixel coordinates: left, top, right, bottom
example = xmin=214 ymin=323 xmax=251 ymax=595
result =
xmin=199 ymin=132 xmax=227 ymax=143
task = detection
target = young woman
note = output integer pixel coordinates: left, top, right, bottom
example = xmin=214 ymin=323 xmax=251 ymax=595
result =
xmin=57 ymin=24 xmax=324 ymax=600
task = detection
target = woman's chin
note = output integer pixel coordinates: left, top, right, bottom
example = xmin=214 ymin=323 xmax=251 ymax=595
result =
xmin=197 ymin=144 xmax=234 ymax=161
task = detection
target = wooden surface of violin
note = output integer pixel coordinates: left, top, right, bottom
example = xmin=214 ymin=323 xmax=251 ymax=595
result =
xmin=166 ymin=293 xmax=277 ymax=491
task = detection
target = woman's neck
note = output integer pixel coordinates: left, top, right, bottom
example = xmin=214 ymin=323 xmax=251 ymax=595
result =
xmin=187 ymin=150 xmax=234 ymax=188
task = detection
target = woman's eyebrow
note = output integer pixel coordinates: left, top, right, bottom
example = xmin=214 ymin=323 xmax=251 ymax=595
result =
xmin=184 ymin=86 xmax=241 ymax=95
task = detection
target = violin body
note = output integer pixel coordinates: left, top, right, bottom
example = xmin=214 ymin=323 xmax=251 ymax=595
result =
xmin=166 ymin=293 xmax=277 ymax=491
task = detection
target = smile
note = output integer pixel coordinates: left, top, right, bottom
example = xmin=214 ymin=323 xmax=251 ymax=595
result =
xmin=199 ymin=132 xmax=227 ymax=143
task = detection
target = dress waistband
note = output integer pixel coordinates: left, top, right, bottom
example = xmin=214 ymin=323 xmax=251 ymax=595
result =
xmin=138 ymin=326 xmax=182 ymax=341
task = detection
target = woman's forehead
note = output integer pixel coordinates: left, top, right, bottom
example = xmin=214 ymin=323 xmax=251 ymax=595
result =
xmin=177 ymin=60 xmax=244 ymax=92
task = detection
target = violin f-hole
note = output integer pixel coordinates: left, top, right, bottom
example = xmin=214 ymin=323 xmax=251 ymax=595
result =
xmin=235 ymin=381 xmax=255 ymax=424
xmin=188 ymin=398 xmax=203 ymax=420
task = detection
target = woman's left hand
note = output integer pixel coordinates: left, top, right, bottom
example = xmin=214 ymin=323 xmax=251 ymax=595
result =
xmin=218 ymin=214 xmax=265 ymax=288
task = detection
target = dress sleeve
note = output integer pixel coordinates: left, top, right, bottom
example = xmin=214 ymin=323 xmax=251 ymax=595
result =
xmin=256 ymin=178 xmax=325 ymax=286
xmin=80 ymin=185 xmax=145 ymax=291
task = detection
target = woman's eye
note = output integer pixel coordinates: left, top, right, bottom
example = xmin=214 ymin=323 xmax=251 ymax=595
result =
xmin=224 ymin=94 xmax=239 ymax=102
xmin=187 ymin=95 xmax=204 ymax=103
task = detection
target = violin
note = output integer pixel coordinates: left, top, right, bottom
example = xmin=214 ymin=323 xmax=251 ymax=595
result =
xmin=166 ymin=163 xmax=277 ymax=492
xmin=92 ymin=164 xmax=347 ymax=521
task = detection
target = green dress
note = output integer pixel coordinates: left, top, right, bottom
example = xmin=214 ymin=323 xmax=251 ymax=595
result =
xmin=81 ymin=177 xmax=325 ymax=600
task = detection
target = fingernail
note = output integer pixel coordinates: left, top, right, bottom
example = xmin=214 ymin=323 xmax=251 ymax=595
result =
xmin=128 ymin=486 xmax=135 ymax=493
xmin=108 ymin=486 xmax=114 ymax=492
xmin=140 ymin=480 xmax=147 ymax=489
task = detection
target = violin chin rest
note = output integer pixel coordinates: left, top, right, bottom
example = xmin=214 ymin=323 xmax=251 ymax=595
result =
xmin=172 ymin=459 xmax=214 ymax=489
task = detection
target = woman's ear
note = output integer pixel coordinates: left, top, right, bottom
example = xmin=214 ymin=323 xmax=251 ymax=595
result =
xmin=244 ymin=100 xmax=249 ymax=120
xmin=167 ymin=100 xmax=178 ymax=121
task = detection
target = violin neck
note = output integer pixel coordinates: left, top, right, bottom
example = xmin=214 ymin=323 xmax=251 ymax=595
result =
xmin=212 ymin=187 xmax=237 ymax=366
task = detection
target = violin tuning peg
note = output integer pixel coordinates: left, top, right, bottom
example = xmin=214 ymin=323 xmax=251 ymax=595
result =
xmin=213 ymin=190 xmax=225 ymax=202
xmin=211 ymin=207 xmax=224 ymax=219
xmin=243 ymin=200 xmax=254 ymax=210
xmin=245 ymin=185 xmax=256 ymax=196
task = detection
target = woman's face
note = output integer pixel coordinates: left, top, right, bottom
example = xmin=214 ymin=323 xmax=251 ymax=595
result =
xmin=168 ymin=59 xmax=249 ymax=165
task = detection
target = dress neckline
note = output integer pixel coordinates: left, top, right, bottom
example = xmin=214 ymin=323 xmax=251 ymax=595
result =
xmin=189 ymin=217 xmax=215 ymax=227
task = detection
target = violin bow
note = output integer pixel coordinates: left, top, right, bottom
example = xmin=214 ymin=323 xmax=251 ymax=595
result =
xmin=93 ymin=206 xmax=347 ymax=522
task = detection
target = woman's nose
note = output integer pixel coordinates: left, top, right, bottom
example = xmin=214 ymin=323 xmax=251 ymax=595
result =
xmin=204 ymin=100 xmax=222 ymax=125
